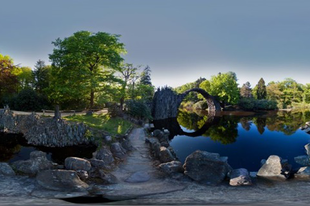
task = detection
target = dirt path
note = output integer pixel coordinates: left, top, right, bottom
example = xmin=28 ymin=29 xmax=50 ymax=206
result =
xmin=96 ymin=128 xmax=186 ymax=200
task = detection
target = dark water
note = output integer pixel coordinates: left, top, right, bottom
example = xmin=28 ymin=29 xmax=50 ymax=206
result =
xmin=154 ymin=110 xmax=310 ymax=171
xmin=0 ymin=133 xmax=96 ymax=164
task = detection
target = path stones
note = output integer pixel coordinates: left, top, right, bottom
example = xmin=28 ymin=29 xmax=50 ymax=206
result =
xmin=229 ymin=168 xmax=252 ymax=186
xmin=36 ymin=169 xmax=89 ymax=192
xmin=183 ymin=150 xmax=231 ymax=184
xmin=0 ymin=162 xmax=15 ymax=176
xmin=125 ymin=171 xmax=150 ymax=183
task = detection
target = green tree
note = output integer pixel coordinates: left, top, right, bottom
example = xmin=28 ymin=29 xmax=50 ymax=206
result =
xmin=199 ymin=72 xmax=239 ymax=105
xmin=254 ymin=78 xmax=267 ymax=99
xmin=140 ymin=65 xmax=152 ymax=86
xmin=48 ymin=31 xmax=126 ymax=115
xmin=278 ymin=78 xmax=303 ymax=106
xmin=33 ymin=60 xmax=51 ymax=95
xmin=12 ymin=66 xmax=34 ymax=91
xmin=240 ymin=81 xmax=252 ymax=98
xmin=0 ymin=54 xmax=19 ymax=103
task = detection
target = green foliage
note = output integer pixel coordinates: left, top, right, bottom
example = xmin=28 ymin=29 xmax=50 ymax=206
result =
xmin=125 ymin=99 xmax=152 ymax=120
xmin=175 ymin=77 xmax=206 ymax=102
xmin=199 ymin=72 xmax=239 ymax=105
xmin=238 ymin=98 xmax=278 ymax=110
xmin=254 ymin=78 xmax=267 ymax=99
xmin=0 ymin=54 xmax=19 ymax=103
xmin=64 ymin=114 xmax=133 ymax=135
xmin=9 ymin=88 xmax=51 ymax=111
xmin=140 ymin=65 xmax=152 ymax=86
xmin=33 ymin=60 xmax=51 ymax=95
xmin=12 ymin=66 xmax=33 ymax=91
xmin=240 ymin=81 xmax=252 ymax=98
xmin=192 ymin=100 xmax=208 ymax=110
xmin=48 ymin=31 xmax=126 ymax=108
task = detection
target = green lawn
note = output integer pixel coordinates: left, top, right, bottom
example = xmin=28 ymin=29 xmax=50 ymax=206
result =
xmin=64 ymin=114 xmax=133 ymax=136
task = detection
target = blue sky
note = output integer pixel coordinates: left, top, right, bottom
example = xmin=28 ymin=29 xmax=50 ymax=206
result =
xmin=1 ymin=0 xmax=310 ymax=88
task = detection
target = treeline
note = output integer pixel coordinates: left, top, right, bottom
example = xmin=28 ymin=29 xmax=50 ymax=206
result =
xmin=175 ymin=72 xmax=310 ymax=110
xmin=0 ymin=31 xmax=154 ymax=119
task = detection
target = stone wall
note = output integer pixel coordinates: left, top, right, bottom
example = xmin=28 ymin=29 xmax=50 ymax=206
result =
xmin=0 ymin=108 xmax=92 ymax=147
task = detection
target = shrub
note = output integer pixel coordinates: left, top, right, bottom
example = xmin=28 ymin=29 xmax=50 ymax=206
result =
xmin=125 ymin=99 xmax=152 ymax=120
xmin=238 ymin=98 xmax=277 ymax=110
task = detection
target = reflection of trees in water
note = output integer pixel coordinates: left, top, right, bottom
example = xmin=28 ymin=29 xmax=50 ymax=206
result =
xmin=253 ymin=117 xmax=266 ymax=134
xmin=240 ymin=117 xmax=252 ymax=131
xmin=175 ymin=109 xmax=310 ymax=144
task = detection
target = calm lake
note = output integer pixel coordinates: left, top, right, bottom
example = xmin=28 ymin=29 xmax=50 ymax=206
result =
xmin=154 ymin=109 xmax=310 ymax=171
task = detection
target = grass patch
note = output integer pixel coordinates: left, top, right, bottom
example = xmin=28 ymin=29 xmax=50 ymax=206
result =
xmin=64 ymin=114 xmax=133 ymax=136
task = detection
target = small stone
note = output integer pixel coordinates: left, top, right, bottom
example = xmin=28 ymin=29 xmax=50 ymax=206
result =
xmin=98 ymin=170 xmax=118 ymax=184
xmin=159 ymin=146 xmax=175 ymax=163
xmin=110 ymin=142 xmax=126 ymax=159
xmin=158 ymin=161 xmax=184 ymax=175
xmin=295 ymin=167 xmax=310 ymax=179
xmin=0 ymin=162 xmax=16 ymax=176
xmin=125 ymin=171 xmax=150 ymax=183
xmin=229 ymin=168 xmax=252 ymax=186
xmin=95 ymin=147 xmax=115 ymax=165
xmin=257 ymin=155 xmax=291 ymax=179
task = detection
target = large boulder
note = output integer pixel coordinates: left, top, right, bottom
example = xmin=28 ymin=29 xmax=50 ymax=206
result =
xmin=36 ymin=169 xmax=89 ymax=192
xmin=110 ymin=142 xmax=126 ymax=159
xmin=0 ymin=162 xmax=15 ymax=176
xmin=257 ymin=155 xmax=291 ymax=179
xmin=65 ymin=157 xmax=91 ymax=171
xmin=294 ymin=155 xmax=310 ymax=166
xmin=229 ymin=168 xmax=252 ymax=186
xmin=159 ymin=146 xmax=176 ymax=163
xmin=183 ymin=150 xmax=231 ymax=184
xmin=12 ymin=151 xmax=53 ymax=176
xmin=95 ymin=147 xmax=115 ymax=165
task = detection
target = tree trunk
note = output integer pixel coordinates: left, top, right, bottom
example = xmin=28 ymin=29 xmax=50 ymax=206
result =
xmin=87 ymin=90 xmax=94 ymax=115
xmin=54 ymin=105 xmax=61 ymax=119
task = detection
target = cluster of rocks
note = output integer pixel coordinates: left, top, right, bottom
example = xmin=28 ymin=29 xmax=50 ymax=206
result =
xmin=0 ymin=107 xmax=96 ymax=147
xmin=294 ymin=143 xmax=310 ymax=178
xmin=146 ymin=129 xmax=252 ymax=186
xmin=0 ymin=139 xmax=133 ymax=194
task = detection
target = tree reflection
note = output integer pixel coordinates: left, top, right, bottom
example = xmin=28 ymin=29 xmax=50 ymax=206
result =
xmin=253 ymin=117 xmax=266 ymax=134
xmin=240 ymin=117 xmax=252 ymax=131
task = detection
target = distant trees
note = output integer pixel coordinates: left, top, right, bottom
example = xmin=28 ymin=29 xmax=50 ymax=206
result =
xmin=240 ymin=82 xmax=252 ymax=98
xmin=254 ymin=78 xmax=267 ymax=100
xmin=199 ymin=72 xmax=239 ymax=105
xmin=33 ymin=60 xmax=51 ymax=95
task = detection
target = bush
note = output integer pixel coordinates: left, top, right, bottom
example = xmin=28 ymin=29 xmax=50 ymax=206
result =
xmin=8 ymin=88 xmax=52 ymax=111
xmin=125 ymin=100 xmax=152 ymax=120
xmin=238 ymin=98 xmax=277 ymax=110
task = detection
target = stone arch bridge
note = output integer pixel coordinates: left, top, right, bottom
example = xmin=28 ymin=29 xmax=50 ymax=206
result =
xmin=152 ymin=87 xmax=221 ymax=120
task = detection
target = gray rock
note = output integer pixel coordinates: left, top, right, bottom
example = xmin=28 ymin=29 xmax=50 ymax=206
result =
xmin=65 ymin=157 xmax=91 ymax=171
xmin=305 ymin=143 xmax=310 ymax=156
xmin=158 ymin=161 xmax=184 ymax=175
xmin=121 ymin=138 xmax=134 ymax=151
xmin=0 ymin=162 xmax=15 ymax=176
xmin=159 ymin=146 xmax=175 ymax=163
xmin=36 ymin=169 xmax=89 ymax=192
xmin=183 ymin=150 xmax=231 ymax=184
xmin=98 ymin=170 xmax=118 ymax=184
xmin=95 ymin=147 xmax=115 ymax=165
xmin=12 ymin=151 xmax=53 ymax=176
xmin=294 ymin=155 xmax=310 ymax=166
xmin=104 ymin=135 xmax=112 ymax=142
xmin=152 ymin=129 xmax=170 ymax=147
xmin=147 ymin=137 xmax=161 ymax=159
xmin=89 ymin=159 xmax=112 ymax=170
xmin=294 ymin=166 xmax=310 ymax=179
xmin=229 ymin=168 xmax=252 ymax=186
xmin=76 ymin=170 xmax=89 ymax=180
xmin=257 ymin=155 xmax=289 ymax=179
xmin=125 ymin=171 xmax=150 ymax=183
xmin=110 ymin=142 xmax=126 ymax=159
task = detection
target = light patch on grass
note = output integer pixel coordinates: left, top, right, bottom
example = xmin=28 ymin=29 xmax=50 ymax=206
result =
xmin=64 ymin=114 xmax=133 ymax=135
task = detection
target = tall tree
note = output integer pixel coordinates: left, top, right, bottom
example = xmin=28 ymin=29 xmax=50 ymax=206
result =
xmin=0 ymin=54 xmax=19 ymax=103
xmin=199 ymin=72 xmax=239 ymax=105
xmin=48 ymin=31 xmax=126 ymax=114
xmin=240 ymin=81 xmax=252 ymax=98
xmin=33 ymin=60 xmax=51 ymax=94
xmin=12 ymin=66 xmax=33 ymax=91
xmin=140 ymin=65 xmax=152 ymax=86
xmin=255 ymin=78 xmax=267 ymax=99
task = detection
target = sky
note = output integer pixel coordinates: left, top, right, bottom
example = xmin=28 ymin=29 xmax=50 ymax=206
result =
xmin=1 ymin=0 xmax=310 ymax=88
